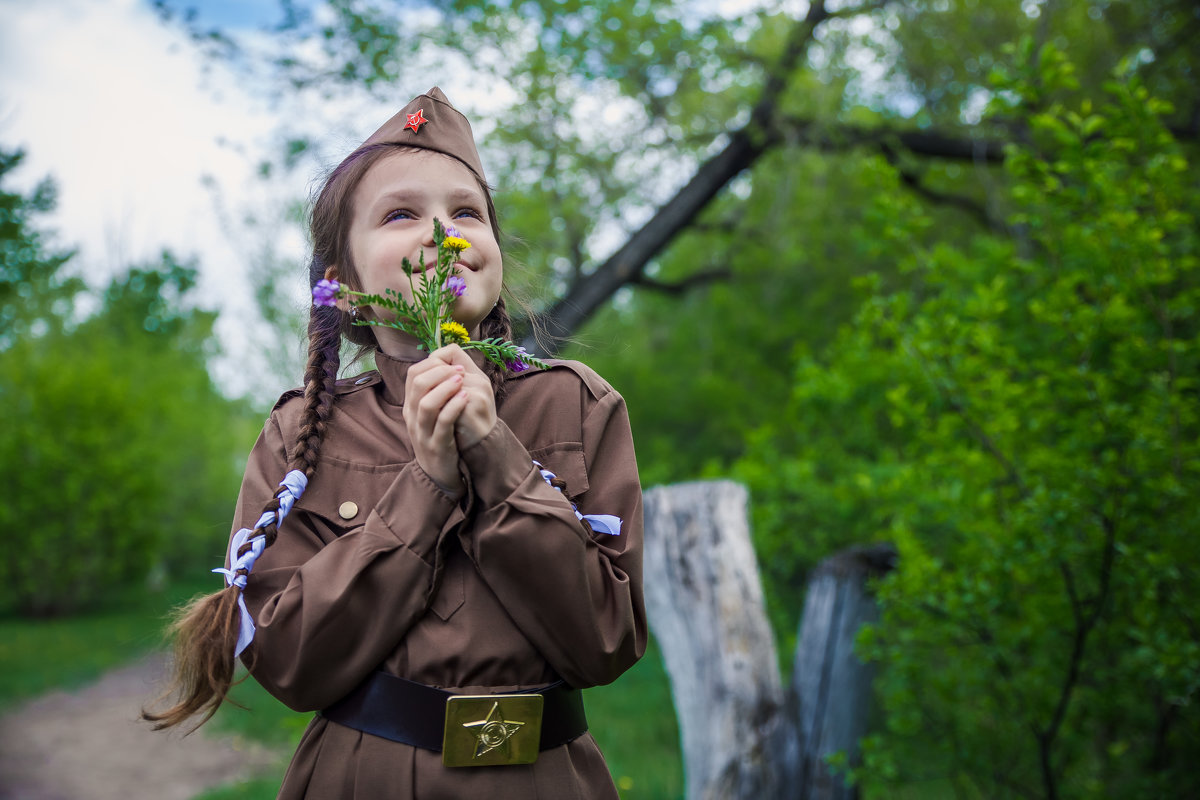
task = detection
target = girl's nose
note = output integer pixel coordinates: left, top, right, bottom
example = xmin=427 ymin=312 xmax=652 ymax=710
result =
xmin=421 ymin=226 xmax=437 ymax=247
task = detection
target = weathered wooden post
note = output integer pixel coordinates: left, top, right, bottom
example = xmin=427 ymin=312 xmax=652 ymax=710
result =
xmin=643 ymin=480 xmax=896 ymax=800
xmin=643 ymin=480 xmax=789 ymax=800
xmin=789 ymin=544 xmax=897 ymax=799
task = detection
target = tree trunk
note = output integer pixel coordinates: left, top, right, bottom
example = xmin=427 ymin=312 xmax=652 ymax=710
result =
xmin=642 ymin=480 xmax=788 ymax=800
xmin=790 ymin=544 xmax=897 ymax=800
xmin=643 ymin=480 xmax=897 ymax=800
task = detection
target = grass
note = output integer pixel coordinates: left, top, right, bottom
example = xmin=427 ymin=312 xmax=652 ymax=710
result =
xmin=0 ymin=576 xmax=211 ymax=712
xmin=191 ymin=674 xmax=311 ymax=799
xmin=588 ymin=638 xmax=684 ymax=799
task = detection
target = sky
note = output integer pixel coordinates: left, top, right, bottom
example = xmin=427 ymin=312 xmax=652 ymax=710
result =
xmin=0 ymin=0 xmax=292 ymax=397
xmin=0 ymin=0 xmax=424 ymax=399
xmin=0 ymin=1 xmax=268 ymax=270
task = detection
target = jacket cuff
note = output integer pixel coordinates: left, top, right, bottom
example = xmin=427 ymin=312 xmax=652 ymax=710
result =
xmin=459 ymin=419 xmax=535 ymax=509
xmin=373 ymin=461 xmax=464 ymax=563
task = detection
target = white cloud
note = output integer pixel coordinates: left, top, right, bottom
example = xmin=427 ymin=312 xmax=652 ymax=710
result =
xmin=0 ymin=0 xmax=307 ymax=398
xmin=1 ymin=0 xmax=272 ymax=271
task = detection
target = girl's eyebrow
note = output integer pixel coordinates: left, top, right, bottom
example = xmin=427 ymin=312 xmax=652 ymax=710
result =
xmin=444 ymin=186 xmax=486 ymax=206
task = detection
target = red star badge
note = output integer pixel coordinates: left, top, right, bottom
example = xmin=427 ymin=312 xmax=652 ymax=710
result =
xmin=404 ymin=108 xmax=429 ymax=133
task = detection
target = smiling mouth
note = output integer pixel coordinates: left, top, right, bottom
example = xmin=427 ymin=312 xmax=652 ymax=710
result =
xmin=416 ymin=259 xmax=472 ymax=273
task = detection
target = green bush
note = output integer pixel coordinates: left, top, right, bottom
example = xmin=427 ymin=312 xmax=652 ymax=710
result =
xmin=737 ymin=42 xmax=1200 ymax=797
xmin=0 ymin=256 xmax=252 ymax=616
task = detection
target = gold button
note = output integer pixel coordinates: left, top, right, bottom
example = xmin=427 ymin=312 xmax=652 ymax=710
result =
xmin=338 ymin=501 xmax=359 ymax=520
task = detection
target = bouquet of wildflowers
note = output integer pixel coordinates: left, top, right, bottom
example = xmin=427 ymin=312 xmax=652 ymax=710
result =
xmin=312 ymin=218 xmax=545 ymax=373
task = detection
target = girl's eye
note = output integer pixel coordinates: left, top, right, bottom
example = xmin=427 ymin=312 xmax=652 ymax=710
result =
xmin=453 ymin=208 xmax=483 ymax=221
xmin=384 ymin=209 xmax=413 ymax=223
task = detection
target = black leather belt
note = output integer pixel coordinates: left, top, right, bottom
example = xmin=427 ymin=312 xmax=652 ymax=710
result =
xmin=320 ymin=671 xmax=588 ymax=767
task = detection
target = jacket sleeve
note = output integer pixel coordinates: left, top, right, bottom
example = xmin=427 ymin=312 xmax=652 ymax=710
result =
xmin=233 ymin=412 xmax=464 ymax=711
xmin=456 ymin=382 xmax=646 ymax=689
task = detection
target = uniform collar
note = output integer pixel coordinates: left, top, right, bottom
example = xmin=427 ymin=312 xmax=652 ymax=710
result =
xmin=373 ymin=345 xmax=488 ymax=406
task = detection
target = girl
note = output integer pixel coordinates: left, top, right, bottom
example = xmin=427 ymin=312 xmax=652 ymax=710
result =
xmin=146 ymin=87 xmax=646 ymax=799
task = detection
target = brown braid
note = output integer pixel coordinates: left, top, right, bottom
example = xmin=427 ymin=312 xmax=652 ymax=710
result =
xmin=293 ymin=304 xmax=341 ymax=485
xmin=478 ymin=295 xmax=515 ymax=403
xmin=142 ymin=293 xmax=344 ymax=731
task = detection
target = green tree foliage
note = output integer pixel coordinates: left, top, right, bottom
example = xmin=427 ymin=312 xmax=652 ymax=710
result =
xmin=0 ymin=156 xmax=253 ymax=616
xmin=888 ymin=0 xmax=1198 ymax=128
xmin=0 ymin=147 xmax=80 ymax=350
xmin=171 ymin=1 xmax=1198 ymax=487
xmin=452 ymin=0 xmax=1197 ymax=487
xmin=577 ymin=147 xmax=917 ymax=485
xmin=736 ymin=44 xmax=1199 ymax=796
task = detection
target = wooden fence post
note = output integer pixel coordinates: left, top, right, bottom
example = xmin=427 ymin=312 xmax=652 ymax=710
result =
xmin=643 ymin=480 xmax=788 ymax=800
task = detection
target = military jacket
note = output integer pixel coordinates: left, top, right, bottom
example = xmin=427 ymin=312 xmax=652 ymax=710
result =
xmin=232 ymin=346 xmax=646 ymax=799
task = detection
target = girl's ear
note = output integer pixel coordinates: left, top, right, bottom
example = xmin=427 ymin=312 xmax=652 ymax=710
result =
xmin=326 ymin=265 xmax=356 ymax=315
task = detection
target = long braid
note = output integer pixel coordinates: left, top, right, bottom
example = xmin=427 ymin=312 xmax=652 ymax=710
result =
xmin=144 ymin=302 xmax=343 ymax=731
xmin=293 ymin=305 xmax=341 ymax=484
xmin=479 ymin=295 xmax=514 ymax=404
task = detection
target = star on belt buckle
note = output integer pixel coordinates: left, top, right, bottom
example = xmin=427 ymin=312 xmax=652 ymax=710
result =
xmin=443 ymin=693 xmax=544 ymax=767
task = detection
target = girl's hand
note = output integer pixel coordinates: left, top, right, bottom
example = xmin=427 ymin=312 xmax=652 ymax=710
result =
xmin=403 ymin=354 xmax=469 ymax=498
xmin=430 ymin=344 xmax=497 ymax=450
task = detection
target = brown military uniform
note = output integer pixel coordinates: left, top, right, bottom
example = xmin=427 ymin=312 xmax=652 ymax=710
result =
xmin=232 ymin=345 xmax=645 ymax=798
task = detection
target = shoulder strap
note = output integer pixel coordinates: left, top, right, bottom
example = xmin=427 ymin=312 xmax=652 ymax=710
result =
xmin=271 ymin=370 xmax=381 ymax=413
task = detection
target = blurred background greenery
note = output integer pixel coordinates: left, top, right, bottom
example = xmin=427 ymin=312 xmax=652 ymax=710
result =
xmin=1 ymin=1 xmax=1197 ymax=798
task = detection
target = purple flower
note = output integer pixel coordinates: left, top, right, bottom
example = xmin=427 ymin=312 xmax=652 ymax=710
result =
xmin=445 ymin=225 xmax=461 ymax=239
xmin=444 ymin=275 xmax=467 ymax=297
xmin=312 ymin=279 xmax=340 ymax=307
xmin=505 ymin=346 xmax=532 ymax=373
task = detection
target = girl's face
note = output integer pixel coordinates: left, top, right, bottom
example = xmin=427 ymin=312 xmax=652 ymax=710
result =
xmin=346 ymin=149 xmax=503 ymax=353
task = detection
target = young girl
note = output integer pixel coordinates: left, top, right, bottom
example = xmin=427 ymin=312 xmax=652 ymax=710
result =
xmin=146 ymin=87 xmax=646 ymax=799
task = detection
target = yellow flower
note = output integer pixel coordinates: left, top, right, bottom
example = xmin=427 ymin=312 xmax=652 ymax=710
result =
xmin=442 ymin=236 xmax=472 ymax=252
xmin=440 ymin=321 xmax=469 ymax=344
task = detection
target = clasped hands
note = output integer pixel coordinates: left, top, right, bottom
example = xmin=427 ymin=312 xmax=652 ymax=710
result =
xmin=403 ymin=344 xmax=497 ymax=500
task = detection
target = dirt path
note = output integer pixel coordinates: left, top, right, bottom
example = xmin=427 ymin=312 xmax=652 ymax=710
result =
xmin=0 ymin=653 xmax=285 ymax=800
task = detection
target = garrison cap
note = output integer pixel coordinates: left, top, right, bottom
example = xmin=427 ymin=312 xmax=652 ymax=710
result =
xmin=362 ymin=86 xmax=487 ymax=182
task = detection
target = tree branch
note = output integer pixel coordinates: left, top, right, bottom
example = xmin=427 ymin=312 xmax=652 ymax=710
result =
xmin=1037 ymin=510 xmax=1119 ymax=800
xmin=518 ymin=2 xmax=1025 ymax=352
xmin=523 ymin=2 xmax=830 ymax=354
xmin=826 ymin=0 xmax=897 ymax=21
xmin=938 ymin=393 xmax=1028 ymax=496
xmin=876 ymin=140 xmax=999 ymax=229
xmin=628 ymin=266 xmax=733 ymax=295
xmin=897 ymin=166 xmax=995 ymax=228
xmin=774 ymin=115 xmax=1009 ymax=163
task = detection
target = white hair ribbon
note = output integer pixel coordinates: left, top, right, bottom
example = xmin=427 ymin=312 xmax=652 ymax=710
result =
xmin=533 ymin=461 xmax=622 ymax=537
xmin=213 ymin=469 xmax=308 ymax=657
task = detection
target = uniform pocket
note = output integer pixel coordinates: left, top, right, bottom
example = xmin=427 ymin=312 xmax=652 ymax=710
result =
xmin=293 ymin=457 xmax=406 ymax=535
xmin=528 ymin=442 xmax=590 ymax=498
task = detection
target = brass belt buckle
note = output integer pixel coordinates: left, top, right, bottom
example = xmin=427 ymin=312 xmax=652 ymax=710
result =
xmin=442 ymin=693 xmax=544 ymax=767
